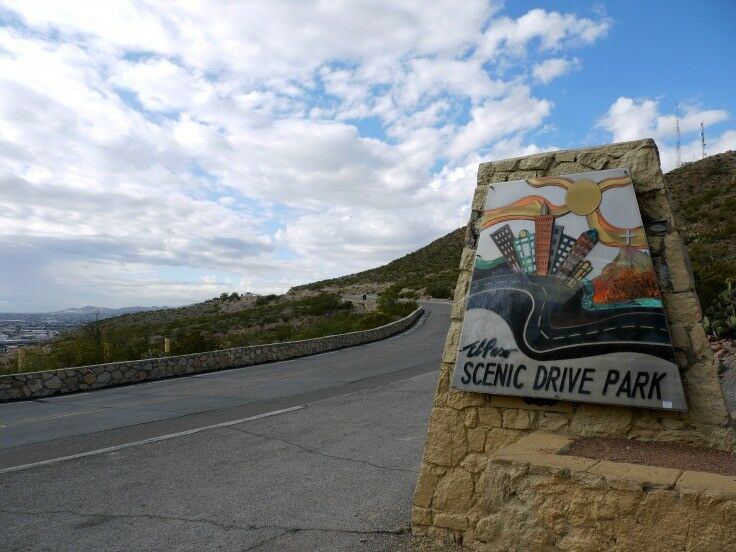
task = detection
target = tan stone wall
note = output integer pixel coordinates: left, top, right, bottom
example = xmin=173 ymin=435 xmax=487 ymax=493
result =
xmin=437 ymin=431 xmax=736 ymax=551
xmin=412 ymin=139 xmax=736 ymax=545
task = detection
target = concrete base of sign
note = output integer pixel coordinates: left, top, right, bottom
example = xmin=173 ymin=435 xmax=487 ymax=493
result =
xmin=413 ymin=431 xmax=736 ymax=551
xmin=412 ymin=139 xmax=736 ymax=546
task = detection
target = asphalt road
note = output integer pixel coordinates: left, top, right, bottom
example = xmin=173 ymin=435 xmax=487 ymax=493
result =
xmin=0 ymin=302 xmax=450 ymax=552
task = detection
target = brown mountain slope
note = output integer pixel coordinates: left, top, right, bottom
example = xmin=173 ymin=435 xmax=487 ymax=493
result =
xmin=293 ymin=226 xmax=465 ymax=297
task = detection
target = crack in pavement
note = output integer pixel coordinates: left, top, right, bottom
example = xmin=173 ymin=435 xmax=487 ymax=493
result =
xmin=221 ymin=425 xmax=418 ymax=474
xmin=0 ymin=508 xmax=410 ymax=539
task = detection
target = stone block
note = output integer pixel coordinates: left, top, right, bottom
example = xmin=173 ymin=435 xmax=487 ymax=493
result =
xmin=502 ymin=408 xmax=536 ymax=429
xmin=415 ymin=464 xmax=446 ymax=508
xmin=577 ymin=149 xmax=609 ymax=170
xmin=460 ymin=453 xmax=489 ymax=474
xmin=477 ymin=407 xmax=503 ymax=428
xmin=518 ymin=152 xmax=554 ymax=171
xmin=441 ymin=389 xmax=485 ymax=409
xmin=547 ymin=161 xmax=591 ymax=175
xmin=477 ymin=162 xmax=495 ymax=185
xmin=677 ymin=471 xmax=736 ymax=497
xmin=471 ymin=185 xmax=489 ymax=211
xmin=554 ymin=150 xmax=576 ymax=163
xmin=485 ymin=428 xmax=524 ymax=453
xmin=424 ymin=407 xmax=468 ymax=466
xmin=569 ymin=404 xmax=632 ymax=437
xmin=464 ymin=408 xmax=478 ymax=428
xmin=411 ymin=507 xmax=432 ymax=526
xmin=459 ymin=247 xmax=476 ymax=271
xmin=442 ymin=320 xmax=462 ymax=363
xmin=433 ymin=513 xmax=468 ymax=531
xmin=467 ymin=427 xmax=486 ymax=452
xmin=538 ymin=411 xmax=571 ymax=432
xmin=433 ymin=468 xmax=474 ymax=513
xmin=588 ymin=460 xmax=681 ymax=488
xmin=490 ymin=158 xmax=519 ymax=172
xmin=663 ymin=292 xmax=703 ymax=325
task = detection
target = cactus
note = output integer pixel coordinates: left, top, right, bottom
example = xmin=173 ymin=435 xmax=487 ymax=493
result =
xmin=705 ymin=279 xmax=736 ymax=339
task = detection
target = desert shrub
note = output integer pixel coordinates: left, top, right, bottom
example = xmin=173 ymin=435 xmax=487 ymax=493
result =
xmin=170 ymin=330 xmax=220 ymax=355
xmin=305 ymin=293 xmax=344 ymax=316
xmin=256 ymin=294 xmax=279 ymax=306
xmin=425 ymin=282 xmax=452 ymax=299
xmin=358 ymin=311 xmax=394 ymax=329
xmin=377 ymin=288 xmax=418 ymax=317
xmin=704 ymin=280 xmax=736 ymax=338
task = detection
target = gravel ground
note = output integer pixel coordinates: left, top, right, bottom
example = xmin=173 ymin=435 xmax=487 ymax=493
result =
xmin=563 ymin=436 xmax=736 ymax=475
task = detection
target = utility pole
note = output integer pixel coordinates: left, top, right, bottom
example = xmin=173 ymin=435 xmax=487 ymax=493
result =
xmin=700 ymin=121 xmax=707 ymax=159
xmin=675 ymin=103 xmax=682 ymax=168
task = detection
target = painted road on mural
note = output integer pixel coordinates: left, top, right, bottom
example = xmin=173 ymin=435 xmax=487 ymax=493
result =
xmin=466 ymin=268 xmax=672 ymax=361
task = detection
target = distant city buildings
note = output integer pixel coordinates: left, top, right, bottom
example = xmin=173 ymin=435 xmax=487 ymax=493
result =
xmin=488 ymin=211 xmax=600 ymax=289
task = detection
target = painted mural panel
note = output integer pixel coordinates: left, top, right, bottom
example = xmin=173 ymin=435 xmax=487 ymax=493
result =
xmin=452 ymin=168 xmax=687 ymax=410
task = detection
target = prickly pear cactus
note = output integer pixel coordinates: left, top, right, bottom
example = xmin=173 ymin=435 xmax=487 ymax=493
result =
xmin=704 ymin=279 xmax=736 ymax=338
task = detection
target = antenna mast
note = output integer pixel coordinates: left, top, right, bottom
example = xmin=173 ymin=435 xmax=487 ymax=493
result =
xmin=675 ymin=103 xmax=682 ymax=167
xmin=700 ymin=121 xmax=706 ymax=159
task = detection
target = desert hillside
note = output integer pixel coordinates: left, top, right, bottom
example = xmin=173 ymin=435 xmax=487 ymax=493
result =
xmin=664 ymin=150 xmax=736 ymax=307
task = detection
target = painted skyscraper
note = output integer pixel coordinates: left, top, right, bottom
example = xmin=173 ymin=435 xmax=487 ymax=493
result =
xmin=534 ymin=204 xmax=555 ymax=275
xmin=490 ymin=224 xmax=521 ymax=271
xmin=556 ymin=229 xmax=599 ymax=280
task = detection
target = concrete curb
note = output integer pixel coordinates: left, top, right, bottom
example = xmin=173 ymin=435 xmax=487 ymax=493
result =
xmin=0 ymin=308 xmax=424 ymax=403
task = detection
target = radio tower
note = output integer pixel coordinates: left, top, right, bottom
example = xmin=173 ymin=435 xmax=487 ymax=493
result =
xmin=675 ymin=103 xmax=682 ymax=168
xmin=700 ymin=121 xmax=707 ymax=159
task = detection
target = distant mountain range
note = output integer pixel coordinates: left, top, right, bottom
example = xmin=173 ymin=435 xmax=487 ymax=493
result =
xmin=0 ymin=305 xmax=167 ymax=324
xmin=52 ymin=306 xmax=166 ymax=318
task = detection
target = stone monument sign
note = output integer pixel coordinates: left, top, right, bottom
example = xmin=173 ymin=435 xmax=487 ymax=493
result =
xmin=412 ymin=139 xmax=736 ymax=550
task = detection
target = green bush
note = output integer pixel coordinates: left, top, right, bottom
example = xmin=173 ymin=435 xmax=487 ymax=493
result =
xmin=170 ymin=330 xmax=220 ymax=355
xmin=377 ymin=288 xmax=418 ymax=317
xmin=704 ymin=280 xmax=736 ymax=338
xmin=425 ymin=282 xmax=452 ymax=299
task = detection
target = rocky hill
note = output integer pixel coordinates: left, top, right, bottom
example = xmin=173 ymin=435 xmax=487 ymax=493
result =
xmin=665 ymin=150 xmax=736 ymax=308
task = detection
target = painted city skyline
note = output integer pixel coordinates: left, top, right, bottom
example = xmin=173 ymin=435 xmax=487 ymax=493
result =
xmin=475 ymin=168 xmax=660 ymax=305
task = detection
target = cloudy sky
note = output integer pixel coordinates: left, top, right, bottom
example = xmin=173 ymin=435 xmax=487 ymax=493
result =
xmin=1 ymin=1 xmax=734 ymax=311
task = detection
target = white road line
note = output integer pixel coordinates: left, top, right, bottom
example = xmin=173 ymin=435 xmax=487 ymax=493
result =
xmin=0 ymin=405 xmax=304 ymax=475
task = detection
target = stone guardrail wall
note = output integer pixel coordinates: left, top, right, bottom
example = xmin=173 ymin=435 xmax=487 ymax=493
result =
xmin=0 ymin=307 xmax=423 ymax=402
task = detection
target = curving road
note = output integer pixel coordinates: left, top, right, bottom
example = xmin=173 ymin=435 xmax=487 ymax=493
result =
xmin=0 ymin=302 xmax=450 ymax=552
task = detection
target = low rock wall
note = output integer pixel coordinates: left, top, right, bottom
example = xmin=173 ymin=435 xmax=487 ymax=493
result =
xmin=422 ymin=432 xmax=736 ymax=551
xmin=0 ymin=308 xmax=423 ymax=402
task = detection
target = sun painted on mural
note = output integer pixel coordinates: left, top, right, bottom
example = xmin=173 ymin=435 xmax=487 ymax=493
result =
xmin=452 ymin=168 xmax=686 ymax=410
